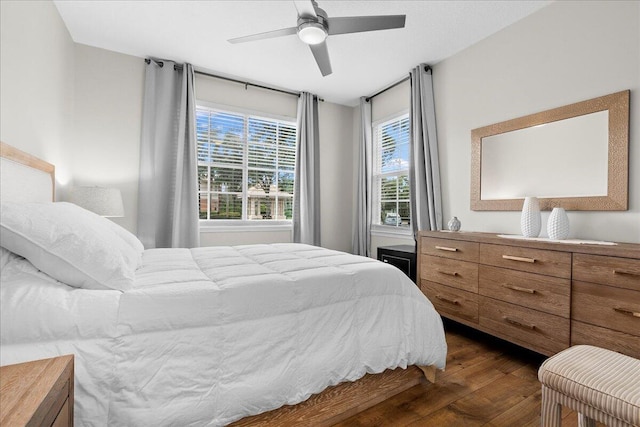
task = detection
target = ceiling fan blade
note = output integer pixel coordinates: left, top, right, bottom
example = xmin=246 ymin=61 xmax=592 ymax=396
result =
xmin=294 ymin=0 xmax=317 ymax=19
xmin=328 ymin=15 xmax=406 ymax=36
xmin=309 ymin=41 xmax=332 ymax=76
xmin=228 ymin=27 xmax=297 ymax=44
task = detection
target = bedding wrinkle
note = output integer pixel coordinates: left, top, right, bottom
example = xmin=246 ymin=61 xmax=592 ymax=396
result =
xmin=1 ymin=243 xmax=446 ymax=426
xmin=105 ymin=278 xmax=128 ymax=427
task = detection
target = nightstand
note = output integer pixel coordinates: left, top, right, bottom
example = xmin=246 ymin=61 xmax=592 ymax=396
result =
xmin=0 ymin=355 xmax=74 ymax=427
xmin=377 ymin=244 xmax=417 ymax=283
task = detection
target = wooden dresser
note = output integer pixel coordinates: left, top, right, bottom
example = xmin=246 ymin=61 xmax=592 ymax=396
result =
xmin=418 ymin=231 xmax=640 ymax=357
xmin=0 ymin=355 xmax=74 ymax=427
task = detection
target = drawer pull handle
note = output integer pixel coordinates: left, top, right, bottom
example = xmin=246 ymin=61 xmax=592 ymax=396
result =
xmin=502 ymin=283 xmax=536 ymax=294
xmin=613 ymin=307 xmax=640 ymax=318
xmin=503 ymin=316 xmax=536 ymax=330
xmin=437 ymin=269 xmax=458 ymax=277
xmin=613 ymin=269 xmax=640 ymax=277
xmin=435 ymin=246 xmax=458 ymax=252
xmin=435 ymin=294 xmax=459 ymax=305
xmin=502 ymin=255 xmax=536 ymax=263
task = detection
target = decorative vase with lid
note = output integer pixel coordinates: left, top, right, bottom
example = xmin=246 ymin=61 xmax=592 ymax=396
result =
xmin=448 ymin=216 xmax=461 ymax=232
xmin=520 ymin=197 xmax=541 ymax=238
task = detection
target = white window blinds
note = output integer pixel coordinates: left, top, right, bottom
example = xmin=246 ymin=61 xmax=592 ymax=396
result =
xmin=373 ymin=113 xmax=410 ymax=227
xmin=196 ymin=105 xmax=297 ymax=221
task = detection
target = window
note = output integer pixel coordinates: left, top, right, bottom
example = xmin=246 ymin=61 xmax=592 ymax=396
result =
xmin=373 ymin=113 xmax=410 ymax=228
xmin=196 ymin=103 xmax=297 ymax=222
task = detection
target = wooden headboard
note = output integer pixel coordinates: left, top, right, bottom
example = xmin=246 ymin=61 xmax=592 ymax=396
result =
xmin=0 ymin=142 xmax=55 ymax=203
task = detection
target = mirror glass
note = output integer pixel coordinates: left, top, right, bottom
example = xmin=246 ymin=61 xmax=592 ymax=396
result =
xmin=481 ymin=111 xmax=608 ymax=200
xmin=471 ymin=90 xmax=629 ymax=211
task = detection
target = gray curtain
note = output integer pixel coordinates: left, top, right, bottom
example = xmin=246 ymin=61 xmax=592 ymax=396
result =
xmin=352 ymin=97 xmax=373 ymax=256
xmin=409 ymin=64 xmax=443 ymax=236
xmin=137 ymin=59 xmax=199 ymax=248
xmin=293 ymin=92 xmax=320 ymax=246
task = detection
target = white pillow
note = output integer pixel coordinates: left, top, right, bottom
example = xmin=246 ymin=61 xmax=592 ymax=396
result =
xmin=99 ymin=214 xmax=145 ymax=254
xmin=0 ymin=246 xmax=14 ymax=270
xmin=0 ymin=202 xmax=142 ymax=291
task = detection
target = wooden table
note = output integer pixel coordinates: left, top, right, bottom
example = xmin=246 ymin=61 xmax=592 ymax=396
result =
xmin=0 ymin=355 xmax=74 ymax=427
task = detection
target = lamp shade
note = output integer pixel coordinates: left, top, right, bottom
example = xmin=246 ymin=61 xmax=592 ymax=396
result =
xmin=69 ymin=186 xmax=124 ymax=217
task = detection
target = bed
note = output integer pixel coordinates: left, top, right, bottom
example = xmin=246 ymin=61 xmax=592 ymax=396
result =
xmin=0 ymin=141 xmax=447 ymax=426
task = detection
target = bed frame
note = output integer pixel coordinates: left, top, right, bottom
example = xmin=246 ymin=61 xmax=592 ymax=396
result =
xmin=0 ymin=141 xmax=55 ymax=203
xmin=0 ymin=141 xmax=438 ymax=425
xmin=232 ymin=366 xmax=435 ymax=426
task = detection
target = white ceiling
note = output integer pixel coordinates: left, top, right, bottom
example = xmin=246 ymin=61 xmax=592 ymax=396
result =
xmin=54 ymin=0 xmax=552 ymax=106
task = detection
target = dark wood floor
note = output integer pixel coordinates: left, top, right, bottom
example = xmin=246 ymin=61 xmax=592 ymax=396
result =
xmin=335 ymin=320 xmax=603 ymax=427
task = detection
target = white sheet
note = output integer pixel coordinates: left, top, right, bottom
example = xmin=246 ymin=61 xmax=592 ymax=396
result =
xmin=1 ymin=244 xmax=447 ymax=426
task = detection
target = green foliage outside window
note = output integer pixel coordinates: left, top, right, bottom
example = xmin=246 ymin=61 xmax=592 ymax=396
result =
xmin=375 ymin=114 xmax=410 ymax=227
xmin=197 ymin=106 xmax=296 ymax=221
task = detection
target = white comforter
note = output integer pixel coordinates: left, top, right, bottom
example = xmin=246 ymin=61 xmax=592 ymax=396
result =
xmin=1 ymin=244 xmax=447 ymax=426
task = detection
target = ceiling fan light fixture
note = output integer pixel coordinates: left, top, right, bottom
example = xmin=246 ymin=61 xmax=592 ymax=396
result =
xmin=298 ymin=21 xmax=327 ymax=45
xmin=229 ymin=0 xmax=406 ymax=77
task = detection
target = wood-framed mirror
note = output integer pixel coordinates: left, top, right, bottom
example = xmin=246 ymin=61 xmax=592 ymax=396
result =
xmin=471 ymin=90 xmax=629 ymax=211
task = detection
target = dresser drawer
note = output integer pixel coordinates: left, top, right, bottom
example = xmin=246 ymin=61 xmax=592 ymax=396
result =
xmin=479 ymin=265 xmax=570 ymax=317
xmin=571 ymin=321 xmax=640 ymax=359
xmin=480 ymin=243 xmax=571 ymax=278
xmin=479 ymin=297 xmax=570 ymax=355
xmin=572 ymin=280 xmax=640 ymax=337
xmin=421 ymin=255 xmax=478 ymax=292
xmin=422 ymin=281 xmax=479 ymax=323
xmin=421 ymin=237 xmax=479 ymax=262
xmin=52 ymin=398 xmax=70 ymax=427
xmin=573 ymin=253 xmax=640 ymax=291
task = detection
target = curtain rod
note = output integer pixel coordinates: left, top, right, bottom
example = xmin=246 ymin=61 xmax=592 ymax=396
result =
xmin=365 ymin=65 xmax=432 ymax=102
xmin=144 ymin=59 xmax=321 ymax=102
xmin=366 ymin=75 xmax=409 ymax=102
xmin=195 ymin=70 xmax=300 ymax=98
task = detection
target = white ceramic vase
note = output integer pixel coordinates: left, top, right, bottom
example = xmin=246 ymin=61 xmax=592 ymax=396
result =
xmin=448 ymin=216 xmax=461 ymax=231
xmin=520 ymin=197 xmax=541 ymax=238
xmin=547 ymin=207 xmax=570 ymax=240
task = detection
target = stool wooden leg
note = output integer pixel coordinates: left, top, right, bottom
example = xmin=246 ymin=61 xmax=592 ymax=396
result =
xmin=541 ymin=386 xmax=562 ymax=427
xmin=578 ymin=413 xmax=596 ymax=427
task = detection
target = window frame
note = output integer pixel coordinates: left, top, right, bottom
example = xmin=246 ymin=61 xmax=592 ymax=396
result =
xmin=196 ymin=100 xmax=297 ymax=230
xmin=370 ymin=110 xmax=412 ymax=237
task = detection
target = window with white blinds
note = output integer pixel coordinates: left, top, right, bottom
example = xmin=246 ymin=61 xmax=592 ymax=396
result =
xmin=196 ymin=104 xmax=297 ymax=222
xmin=373 ymin=113 xmax=410 ymax=228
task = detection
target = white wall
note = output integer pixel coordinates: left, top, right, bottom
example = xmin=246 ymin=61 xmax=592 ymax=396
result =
xmin=318 ymin=101 xmax=354 ymax=252
xmin=5 ymin=0 xmax=636 ymax=252
xmin=366 ymin=1 xmax=640 ymax=254
xmin=371 ymin=80 xmax=409 ymax=123
xmin=71 ymin=44 xmax=144 ymax=233
xmin=434 ymin=0 xmax=640 ymax=243
xmin=196 ymin=73 xmax=297 ymax=118
xmin=0 ymin=0 xmax=75 ymax=198
xmin=0 ymin=3 xmax=355 ymax=251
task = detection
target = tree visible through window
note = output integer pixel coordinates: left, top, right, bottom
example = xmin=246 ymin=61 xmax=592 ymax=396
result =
xmin=196 ymin=104 xmax=297 ymax=221
xmin=373 ymin=114 xmax=410 ymax=228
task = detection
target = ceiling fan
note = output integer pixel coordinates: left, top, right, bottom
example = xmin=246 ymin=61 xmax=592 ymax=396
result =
xmin=228 ymin=0 xmax=406 ymax=77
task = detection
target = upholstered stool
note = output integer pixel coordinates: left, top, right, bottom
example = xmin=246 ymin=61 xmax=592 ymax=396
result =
xmin=538 ymin=345 xmax=640 ymax=427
